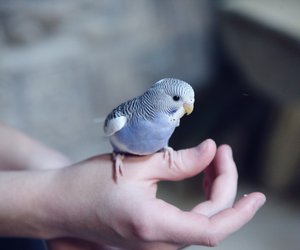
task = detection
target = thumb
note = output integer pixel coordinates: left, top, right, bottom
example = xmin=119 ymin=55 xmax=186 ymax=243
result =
xmin=143 ymin=139 xmax=217 ymax=181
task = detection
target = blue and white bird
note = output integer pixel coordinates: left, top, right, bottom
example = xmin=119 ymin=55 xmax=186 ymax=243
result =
xmin=104 ymin=78 xmax=195 ymax=179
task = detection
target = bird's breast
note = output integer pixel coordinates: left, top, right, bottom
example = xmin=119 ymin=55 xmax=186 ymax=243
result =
xmin=110 ymin=114 xmax=176 ymax=155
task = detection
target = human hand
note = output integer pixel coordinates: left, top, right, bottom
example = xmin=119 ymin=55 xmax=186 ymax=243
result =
xmin=46 ymin=139 xmax=266 ymax=250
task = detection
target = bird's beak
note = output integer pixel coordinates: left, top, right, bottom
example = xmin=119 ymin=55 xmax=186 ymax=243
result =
xmin=183 ymin=102 xmax=194 ymax=115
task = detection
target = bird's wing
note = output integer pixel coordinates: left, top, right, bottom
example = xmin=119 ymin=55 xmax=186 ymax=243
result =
xmin=104 ymin=111 xmax=127 ymax=136
xmin=104 ymin=97 xmax=141 ymax=136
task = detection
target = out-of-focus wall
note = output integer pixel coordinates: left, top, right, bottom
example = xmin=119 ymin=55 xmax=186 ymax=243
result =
xmin=220 ymin=0 xmax=300 ymax=193
xmin=0 ymin=0 xmax=216 ymax=161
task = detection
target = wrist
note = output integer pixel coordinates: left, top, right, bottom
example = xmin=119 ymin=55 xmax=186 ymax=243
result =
xmin=39 ymin=161 xmax=106 ymax=240
xmin=0 ymin=155 xmax=113 ymax=241
xmin=0 ymin=169 xmax=65 ymax=239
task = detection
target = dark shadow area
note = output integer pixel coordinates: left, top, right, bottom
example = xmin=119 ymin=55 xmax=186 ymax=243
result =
xmin=0 ymin=238 xmax=46 ymax=250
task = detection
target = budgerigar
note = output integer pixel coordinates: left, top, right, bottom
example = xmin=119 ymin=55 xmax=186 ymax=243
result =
xmin=104 ymin=78 xmax=195 ymax=180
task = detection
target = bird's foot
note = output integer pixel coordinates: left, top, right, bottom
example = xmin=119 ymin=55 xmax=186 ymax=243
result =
xmin=112 ymin=153 xmax=125 ymax=182
xmin=163 ymin=146 xmax=174 ymax=167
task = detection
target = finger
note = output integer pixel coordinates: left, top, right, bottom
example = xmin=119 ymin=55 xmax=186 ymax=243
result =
xmin=203 ymin=145 xmax=235 ymax=197
xmin=202 ymin=192 xmax=266 ymax=246
xmin=142 ymin=192 xmax=266 ymax=247
xmin=144 ymin=139 xmax=217 ymax=181
xmin=202 ymin=146 xmax=231 ymax=197
xmin=202 ymin=157 xmax=216 ymax=199
xmin=194 ymin=145 xmax=238 ymax=216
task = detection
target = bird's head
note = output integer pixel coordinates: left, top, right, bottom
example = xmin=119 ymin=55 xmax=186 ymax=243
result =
xmin=150 ymin=78 xmax=195 ymax=117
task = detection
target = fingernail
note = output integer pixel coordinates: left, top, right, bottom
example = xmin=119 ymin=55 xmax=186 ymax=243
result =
xmin=254 ymin=196 xmax=266 ymax=210
xmin=197 ymin=139 xmax=209 ymax=152
xmin=225 ymin=145 xmax=233 ymax=158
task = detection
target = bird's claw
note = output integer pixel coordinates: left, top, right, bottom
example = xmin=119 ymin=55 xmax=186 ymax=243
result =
xmin=112 ymin=153 xmax=125 ymax=182
xmin=163 ymin=146 xmax=174 ymax=167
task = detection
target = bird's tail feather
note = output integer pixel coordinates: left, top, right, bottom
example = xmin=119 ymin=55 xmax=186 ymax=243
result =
xmin=93 ymin=117 xmax=110 ymax=139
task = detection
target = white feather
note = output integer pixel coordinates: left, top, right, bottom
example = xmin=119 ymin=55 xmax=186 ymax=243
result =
xmin=104 ymin=115 xmax=127 ymax=136
xmin=170 ymin=107 xmax=186 ymax=127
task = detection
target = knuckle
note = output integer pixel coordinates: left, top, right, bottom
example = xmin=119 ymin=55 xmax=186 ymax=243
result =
xmin=204 ymin=235 xmax=221 ymax=247
xmin=202 ymin=229 xmax=225 ymax=247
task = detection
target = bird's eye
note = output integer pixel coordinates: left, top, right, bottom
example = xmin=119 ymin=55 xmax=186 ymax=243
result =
xmin=173 ymin=95 xmax=180 ymax=101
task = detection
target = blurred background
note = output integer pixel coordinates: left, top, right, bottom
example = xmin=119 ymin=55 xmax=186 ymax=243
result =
xmin=0 ymin=0 xmax=299 ymax=249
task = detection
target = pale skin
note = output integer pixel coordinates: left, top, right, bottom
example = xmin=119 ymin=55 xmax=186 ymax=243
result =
xmin=0 ymin=123 xmax=266 ymax=250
